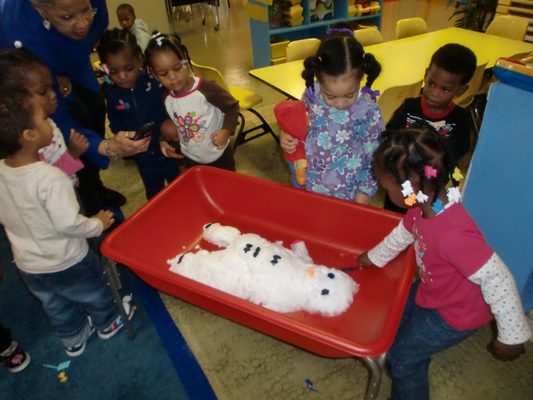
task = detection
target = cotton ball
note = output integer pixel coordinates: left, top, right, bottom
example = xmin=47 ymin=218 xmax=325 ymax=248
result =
xmin=168 ymin=223 xmax=358 ymax=316
xmin=203 ymin=222 xmax=240 ymax=247
xmin=303 ymin=266 xmax=358 ymax=316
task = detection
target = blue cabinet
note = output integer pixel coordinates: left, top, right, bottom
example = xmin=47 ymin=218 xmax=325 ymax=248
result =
xmin=248 ymin=0 xmax=382 ymax=68
xmin=462 ymin=82 xmax=533 ymax=310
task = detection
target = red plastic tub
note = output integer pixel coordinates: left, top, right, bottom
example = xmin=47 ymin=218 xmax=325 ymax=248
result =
xmin=101 ymin=166 xmax=415 ymax=359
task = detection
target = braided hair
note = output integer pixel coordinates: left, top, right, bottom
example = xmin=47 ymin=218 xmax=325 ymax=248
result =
xmin=144 ymin=33 xmax=191 ymax=69
xmin=0 ymin=87 xmax=33 ymax=156
xmin=97 ymin=27 xmax=142 ymax=64
xmin=301 ymin=31 xmax=381 ymax=90
xmin=0 ymin=49 xmax=48 ymax=89
xmin=373 ymin=128 xmax=458 ymax=206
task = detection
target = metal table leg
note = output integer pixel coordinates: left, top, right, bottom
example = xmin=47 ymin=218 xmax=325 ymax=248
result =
xmin=362 ymin=353 xmax=386 ymax=400
xmin=101 ymin=256 xmax=136 ymax=340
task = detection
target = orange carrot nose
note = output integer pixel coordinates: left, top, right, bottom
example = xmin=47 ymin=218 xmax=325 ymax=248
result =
xmin=294 ymin=159 xmax=308 ymax=186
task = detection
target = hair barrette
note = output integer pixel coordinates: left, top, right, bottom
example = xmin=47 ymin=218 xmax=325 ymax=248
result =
xmin=424 ymin=165 xmax=437 ymax=179
xmin=360 ymin=86 xmax=380 ymax=101
xmin=446 ymin=186 xmax=461 ymax=204
xmin=326 ymin=27 xmax=354 ymax=36
xmin=452 ymin=167 xmax=463 ymax=182
xmin=404 ymin=193 xmax=417 ymax=206
xmin=101 ymin=63 xmax=110 ymax=75
xmin=416 ymin=191 xmax=429 ymax=204
xmin=401 ymin=180 xmax=414 ymax=197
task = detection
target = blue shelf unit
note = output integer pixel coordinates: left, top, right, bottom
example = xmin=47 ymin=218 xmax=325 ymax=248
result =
xmin=248 ymin=0 xmax=383 ymax=68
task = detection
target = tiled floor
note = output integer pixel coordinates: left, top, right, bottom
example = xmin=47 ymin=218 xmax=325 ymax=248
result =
xmin=101 ymin=2 xmax=533 ymax=399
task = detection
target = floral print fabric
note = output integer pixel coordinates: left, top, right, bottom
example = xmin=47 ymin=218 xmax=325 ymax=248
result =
xmin=302 ymin=82 xmax=384 ymax=201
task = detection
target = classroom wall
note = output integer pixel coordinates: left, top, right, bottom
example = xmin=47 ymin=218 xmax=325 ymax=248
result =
xmin=106 ymin=0 xmax=171 ymax=34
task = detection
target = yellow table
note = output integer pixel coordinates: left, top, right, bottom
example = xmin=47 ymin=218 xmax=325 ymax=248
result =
xmin=249 ymin=27 xmax=533 ymax=99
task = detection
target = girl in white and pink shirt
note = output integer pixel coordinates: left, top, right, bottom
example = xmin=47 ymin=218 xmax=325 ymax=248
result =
xmin=358 ymin=127 xmax=530 ymax=400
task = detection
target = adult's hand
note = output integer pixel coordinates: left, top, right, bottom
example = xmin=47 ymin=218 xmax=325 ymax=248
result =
xmin=98 ymin=131 xmax=150 ymax=158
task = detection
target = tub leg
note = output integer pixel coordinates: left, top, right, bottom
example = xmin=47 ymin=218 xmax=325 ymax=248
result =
xmin=101 ymin=256 xmax=136 ymax=340
xmin=362 ymin=353 xmax=386 ymax=400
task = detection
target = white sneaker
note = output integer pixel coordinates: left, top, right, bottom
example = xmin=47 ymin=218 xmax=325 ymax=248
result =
xmin=97 ymin=295 xmax=135 ymax=340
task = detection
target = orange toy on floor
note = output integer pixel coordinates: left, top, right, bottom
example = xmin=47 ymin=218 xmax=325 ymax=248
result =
xmin=274 ymin=100 xmax=309 ymax=185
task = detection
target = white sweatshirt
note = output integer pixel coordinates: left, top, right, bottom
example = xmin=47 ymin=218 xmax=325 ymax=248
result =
xmin=0 ymin=161 xmax=103 ymax=273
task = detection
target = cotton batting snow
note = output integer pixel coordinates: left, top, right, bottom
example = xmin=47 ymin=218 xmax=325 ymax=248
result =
xmin=168 ymin=223 xmax=358 ymax=316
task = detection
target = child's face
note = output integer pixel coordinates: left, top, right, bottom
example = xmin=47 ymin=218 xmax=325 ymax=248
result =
xmin=374 ymin=166 xmax=409 ymax=210
xmin=149 ymin=51 xmax=193 ymax=94
xmin=24 ymin=65 xmax=58 ymax=116
xmin=117 ymin=9 xmax=135 ymax=30
xmin=319 ymin=70 xmax=361 ymax=110
xmin=29 ymin=98 xmax=54 ymax=150
xmin=105 ymin=48 xmax=142 ymax=90
xmin=422 ymin=64 xmax=467 ymax=113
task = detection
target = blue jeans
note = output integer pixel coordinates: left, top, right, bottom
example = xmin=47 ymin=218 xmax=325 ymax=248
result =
xmin=18 ymin=250 xmax=119 ymax=348
xmin=135 ymin=147 xmax=180 ymax=200
xmin=386 ymin=281 xmax=475 ymax=400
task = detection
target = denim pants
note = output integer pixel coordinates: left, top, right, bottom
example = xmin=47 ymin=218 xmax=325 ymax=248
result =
xmin=386 ymin=281 xmax=475 ymax=400
xmin=19 ymin=250 xmax=119 ymax=348
xmin=135 ymin=147 xmax=180 ymax=200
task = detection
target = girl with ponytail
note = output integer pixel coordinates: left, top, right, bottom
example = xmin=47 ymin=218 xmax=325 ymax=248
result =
xmin=280 ymin=28 xmax=384 ymax=203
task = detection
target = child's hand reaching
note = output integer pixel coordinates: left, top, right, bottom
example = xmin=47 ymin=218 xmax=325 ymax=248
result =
xmin=487 ymin=339 xmax=526 ymax=361
xmin=280 ymin=131 xmax=297 ymax=154
xmin=160 ymin=138 xmax=184 ymax=159
xmin=68 ymin=129 xmax=89 ymax=158
xmin=93 ymin=210 xmax=115 ymax=230
xmin=357 ymin=252 xmax=375 ymax=269
xmin=211 ymin=129 xmax=230 ymax=149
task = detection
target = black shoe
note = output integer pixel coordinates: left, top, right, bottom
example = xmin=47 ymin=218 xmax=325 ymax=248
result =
xmin=102 ymin=188 xmax=127 ymax=207
xmin=1 ymin=342 xmax=30 ymax=373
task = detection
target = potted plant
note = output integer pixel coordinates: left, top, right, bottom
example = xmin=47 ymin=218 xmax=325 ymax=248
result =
xmin=448 ymin=0 xmax=498 ymax=32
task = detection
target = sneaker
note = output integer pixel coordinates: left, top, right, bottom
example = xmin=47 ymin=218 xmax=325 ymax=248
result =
xmin=1 ymin=342 xmax=31 ymax=373
xmin=97 ymin=295 xmax=135 ymax=340
xmin=65 ymin=319 xmax=95 ymax=357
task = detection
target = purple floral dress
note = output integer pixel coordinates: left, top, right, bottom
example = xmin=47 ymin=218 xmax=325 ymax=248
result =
xmin=302 ymin=81 xmax=384 ymax=201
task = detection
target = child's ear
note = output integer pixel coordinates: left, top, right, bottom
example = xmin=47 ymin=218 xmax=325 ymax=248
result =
xmin=456 ymin=84 xmax=468 ymax=98
xmin=21 ymin=128 xmax=36 ymax=144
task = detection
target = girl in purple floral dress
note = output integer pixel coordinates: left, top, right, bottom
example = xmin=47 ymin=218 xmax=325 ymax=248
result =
xmin=280 ymin=30 xmax=384 ymax=204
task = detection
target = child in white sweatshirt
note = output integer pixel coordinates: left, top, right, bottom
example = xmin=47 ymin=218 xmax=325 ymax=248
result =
xmin=0 ymin=88 xmax=134 ymax=357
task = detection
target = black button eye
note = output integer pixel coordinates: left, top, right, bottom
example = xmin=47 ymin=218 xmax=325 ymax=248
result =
xmin=270 ymin=255 xmax=281 ymax=265
xmin=327 ymin=273 xmax=335 ymax=279
xmin=321 ymin=289 xmax=330 ymax=296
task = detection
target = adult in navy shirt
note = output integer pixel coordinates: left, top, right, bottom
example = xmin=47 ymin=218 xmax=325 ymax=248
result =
xmin=0 ymin=0 xmax=149 ymax=214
